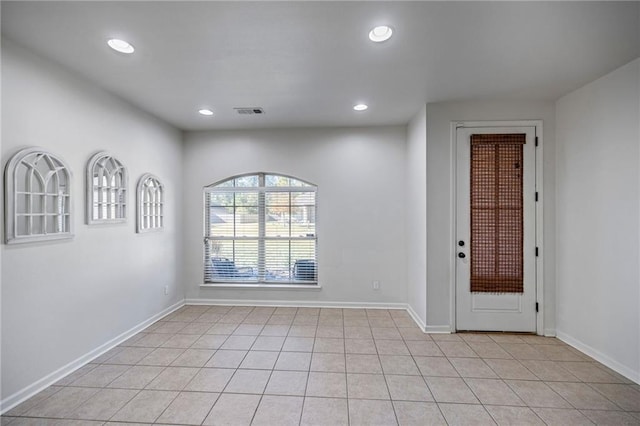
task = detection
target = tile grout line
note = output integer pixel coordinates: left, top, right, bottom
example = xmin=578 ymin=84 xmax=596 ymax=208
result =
xmin=5 ymin=304 xmax=637 ymax=425
xmin=202 ymin=305 xmax=254 ymax=425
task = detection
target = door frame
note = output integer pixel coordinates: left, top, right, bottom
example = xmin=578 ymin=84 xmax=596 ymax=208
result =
xmin=449 ymin=120 xmax=544 ymax=335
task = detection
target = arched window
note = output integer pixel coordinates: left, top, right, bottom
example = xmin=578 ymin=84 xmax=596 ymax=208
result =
xmin=204 ymin=173 xmax=317 ymax=285
xmin=86 ymin=152 xmax=127 ymax=224
xmin=4 ymin=147 xmax=73 ymax=244
xmin=136 ymin=174 xmax=164 ymax=233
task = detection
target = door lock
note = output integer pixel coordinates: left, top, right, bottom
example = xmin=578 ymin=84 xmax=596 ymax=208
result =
xmin=458 ymin=240 xmax=465 ymax=247
xmin=458 ymin=252 xmax=466 ymax=259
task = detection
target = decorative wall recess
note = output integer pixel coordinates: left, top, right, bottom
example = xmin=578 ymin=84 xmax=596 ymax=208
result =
xmin=4 ymin=147 xmax=73 ymax=244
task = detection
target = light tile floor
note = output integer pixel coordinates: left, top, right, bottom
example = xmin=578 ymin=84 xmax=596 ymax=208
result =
xmin=2 ymin=305 xmax=639 ymax=425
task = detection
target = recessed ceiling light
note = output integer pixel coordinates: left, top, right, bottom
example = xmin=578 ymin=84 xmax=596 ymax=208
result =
xmin=198 ymin=109 xmax=214 ymax=116
xmin=368 ymin=25 xmax=393 ymax=42
xmin=107 ymin=38 xmax=135 ymax=54
xmin=353 ymin=104 xmax=368 ymax=111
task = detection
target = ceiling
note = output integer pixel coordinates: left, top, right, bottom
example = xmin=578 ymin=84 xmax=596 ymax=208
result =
xmin=2 ymin=1 xmax=639 ymax=131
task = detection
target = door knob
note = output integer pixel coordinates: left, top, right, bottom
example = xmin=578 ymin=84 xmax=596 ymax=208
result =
xmin=458 ymin=252 xmax=466 ymax=259
xmin=458 ymin=240 xmax=465 ymax=247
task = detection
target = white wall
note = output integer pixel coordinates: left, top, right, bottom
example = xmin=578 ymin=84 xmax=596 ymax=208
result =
xmin=405 ymin=106 xmax=427 ymax=327
xmin=425 ymin=100 xmax=556 ymax=332
xmin=182 ymin=127 xmax=407 ymax=306
xmin=1 ymin=40 xmax=184 ymax=404
xmin=555 ymin=58 xmax=640 ymax=382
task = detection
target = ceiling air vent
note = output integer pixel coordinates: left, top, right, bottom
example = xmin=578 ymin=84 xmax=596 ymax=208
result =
xmin=234 ymin=107 xmax=265 ymax=115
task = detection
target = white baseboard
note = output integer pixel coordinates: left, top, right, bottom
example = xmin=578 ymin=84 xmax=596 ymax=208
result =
xmin=187 ymin=299 xmax=424 ymax=331
xmin=0 ymin=300 xmax=185 ymax=414
xmin=556 ymin=330 xmax=640 ymax=384
xmin=2 ymin=298 xmax=425 ymax=414
xmin=544 ymin=328 xmax=557 ymax=337
xmin=425 ymin=325 xmax=453 ymax=334
xmin=185 ymin=298 xmax=408 ymax=310
xmin=406 ymin=304 xmax=426 ymax=332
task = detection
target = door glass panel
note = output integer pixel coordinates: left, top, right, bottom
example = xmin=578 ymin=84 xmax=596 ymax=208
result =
xmin=470 ymin=134 xmax=525 ymax=293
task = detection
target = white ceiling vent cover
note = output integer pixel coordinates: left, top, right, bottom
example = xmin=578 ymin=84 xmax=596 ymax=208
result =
xmin=234 ymin=107 xmax=265 ymax=115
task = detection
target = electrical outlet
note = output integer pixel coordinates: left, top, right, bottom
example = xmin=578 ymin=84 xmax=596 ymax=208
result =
xmin=164 ymin=285 xmax=169 ymax=295
xmin=372 ymin=280 xmax=380 ymax=290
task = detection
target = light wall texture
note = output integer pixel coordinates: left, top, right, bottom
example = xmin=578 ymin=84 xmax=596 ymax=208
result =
xmin=3 ymin=28 xmax=639 ymax=414
xmin=1 ymin=41 xmax=184 ymax=402
xmin=555 ymin=58 xmax=640 ymax=382
xmin=182 ymin=127 xmax=407 ymax=306
xmin=405 ymin=105 xmax=427 ymax=327
xmin=425 ymin=100 xmax=556 ymax=333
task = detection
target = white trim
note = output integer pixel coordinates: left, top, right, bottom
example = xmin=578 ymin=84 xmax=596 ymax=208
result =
xmin=136 ymin=173 xmax=165 ymax=233
xmin=534 ymin=122 xmax=545 ymax=336
xmin=85 ymin=151 xmax=128 ymax=225
xmin=0 ymin=300 xmax=185 ymax=415
xmin=449 ymin=122 xmax=458 ymax=332
xmin=544 ymin=328 xmax=557 ymax=337
xmin=200 ymin=284 xmax=321 ymax=290
xmin=1 ymin=299 xmax=427 ymax=414
xmin=425 ymin=325 xmax=453 ymax=334
xmin=450 ymin=120 xmax=544 ymax=335
xmin=185 ymin=298 xmax=408 ymax=311
xmin=4 ymin=147 xmax=74 ymax=244
xmin=206 ymin=186 xmax=316 ymax=194
xmin=406 ymin=304 xmax=426 ymax=332
xmin=556 ymin=330 xmax=640 ymax=384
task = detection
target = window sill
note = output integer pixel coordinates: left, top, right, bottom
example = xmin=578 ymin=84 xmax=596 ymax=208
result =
xmin=200 ymin=283 xmax=322 ymax=290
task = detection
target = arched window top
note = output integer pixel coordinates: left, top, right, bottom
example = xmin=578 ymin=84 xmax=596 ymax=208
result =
xmin=86 ymin=151 xmax=128 ymax=224
xmin=4 ymin=147 xmax=73 ymax=244
xmin=138 ymin=173 xmax=164 ymax=194
xmin=136 ymin=173 xmax=164 ymax=233
xmin=206 ymin=172 xmax=315 ymax=189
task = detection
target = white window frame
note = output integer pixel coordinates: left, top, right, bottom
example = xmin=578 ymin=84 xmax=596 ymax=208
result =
xmin=136 ymin=173 xmax=164 ymax=233
xmin=86 ymin=151 xmax=127 ymax=225
xmin=4 ymin=147 xmax=73 ymax=244
xmin=203 ymin=172 xmax=318 ymax=286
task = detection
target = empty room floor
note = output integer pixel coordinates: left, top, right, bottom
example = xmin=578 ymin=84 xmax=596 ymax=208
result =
xmin=2 ymin=305 xmax=639 ymax=425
